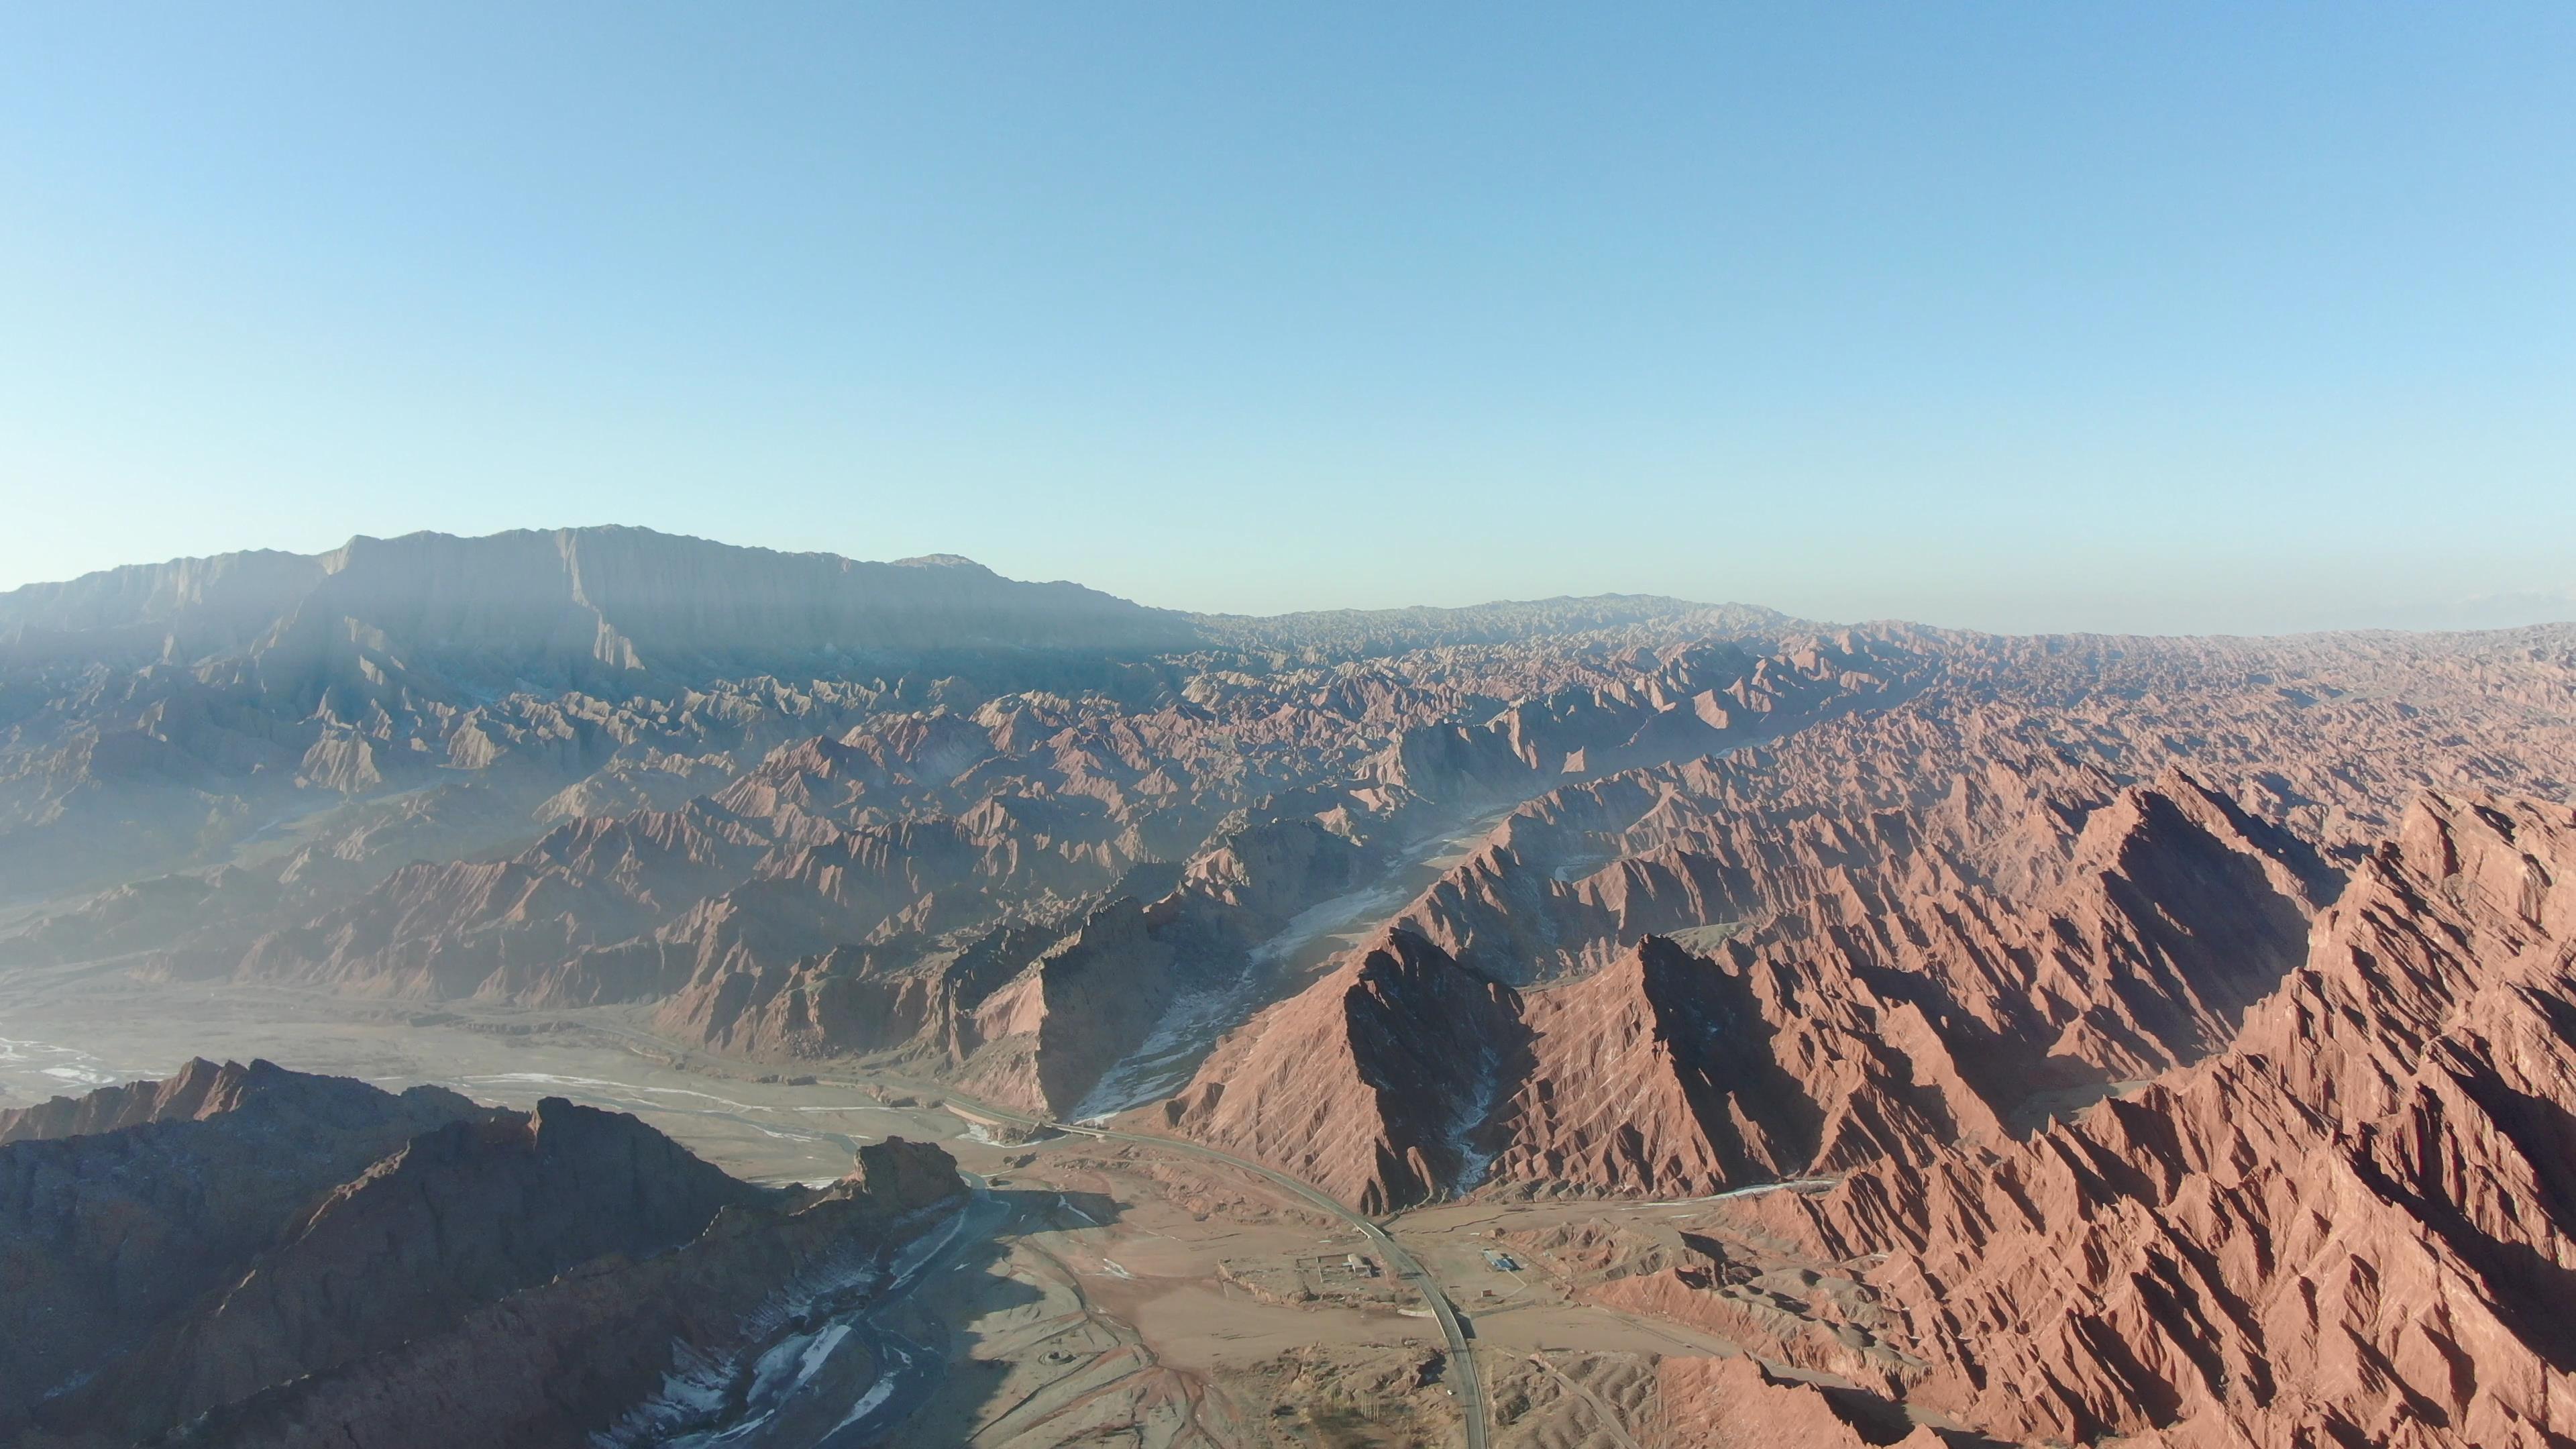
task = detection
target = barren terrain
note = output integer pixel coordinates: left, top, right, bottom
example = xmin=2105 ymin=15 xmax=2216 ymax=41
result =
xmin=5 ymin=531 xmax=2574 ymax=1446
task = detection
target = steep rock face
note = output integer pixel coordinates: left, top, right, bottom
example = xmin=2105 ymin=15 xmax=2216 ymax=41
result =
xmin=1166 ymin=929 xmax=1525 ymax=1213
xmin=1487 ymin=938 xmax=1979 ymax=1199
xmin=1717 ymin=765 xmax=2332 ymax=1116
xmin=1168 ymin=928 xmax=1988 ymax=1210
xmin=0 ymin=1064 xmax=479 ymax=1429
xmin=655 ymin=919 xmax=1062 ymax=1064
xmin=961 ymin=895 xmax=1191 ymax=1113
xmin=1409 ymin=728 xmax=2341 ymax=1102
xmin=0 ymin=548 xmax=328 ymax=669
xmin=1763 ymin=793 xmax=2576 ymax=1448
xmin=1403 ymin=711 xmax=2336 ymax=983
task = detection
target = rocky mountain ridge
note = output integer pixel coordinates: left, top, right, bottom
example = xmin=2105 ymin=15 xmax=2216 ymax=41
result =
xmin=1704 ymin=791 xmax=2576 ymax=1446
xmin=5 ymin=531 xmax=2576 ymax=1446
xmin=9 ymin=630 xmax=1915 ymax=1124
xmin=0 ymin=1058 xmax=965 ymax=1449
xmin=1161 ymin=742 xmax=2403 ymax=1209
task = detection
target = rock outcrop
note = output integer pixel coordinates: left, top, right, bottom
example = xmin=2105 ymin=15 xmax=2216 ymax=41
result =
xmin=164 ymin=1138 xmax=966 ymax=1449
xmin=0 ymin=1054 xmax=327 ymax=1144
xmin=1167 ymin=928 xmax=1525 ymax=1212
xmin=0 ymin=1059 xmax=965 ymax=1449
xmin=0 ymin=1063 xmax=482 ymax=1433
xmin=1737 ymin=794 xmax=2576 ymax=1447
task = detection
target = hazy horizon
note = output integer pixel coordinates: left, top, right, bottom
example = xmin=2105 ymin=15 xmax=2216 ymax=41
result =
xmin=3 ymin=520 xmax=2570 ymax=639
xmin=5 ymin=5 xmax=2570 ymax=635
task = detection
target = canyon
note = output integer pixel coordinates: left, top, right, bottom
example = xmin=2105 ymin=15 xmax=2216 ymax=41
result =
xmin=1 ymin=528 xmax=2572 ymax=1448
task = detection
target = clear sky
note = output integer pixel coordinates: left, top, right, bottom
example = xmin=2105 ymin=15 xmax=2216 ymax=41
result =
xmin=2 ymin=5 xmax=2569 ymax=633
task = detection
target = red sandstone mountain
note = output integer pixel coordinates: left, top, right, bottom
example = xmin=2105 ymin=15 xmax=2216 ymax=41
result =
xmin=1697 ymin=792 xmax=2576 ymax=1447
xmin=113 ymin=627 xmax=1915 ymax=1125
xmin=17 ymin=539 xmax=2568 ymax=1152
xmin=1163 ymin=753 xmax=2343 ymax=1208
xmin=7 ymin=536 xmax=2576 ymax=1447
xmin=0 ymin=1054 xmax=360 ymax=1144
xmin=1165 ymin=928 xmax=1524 ymax=1212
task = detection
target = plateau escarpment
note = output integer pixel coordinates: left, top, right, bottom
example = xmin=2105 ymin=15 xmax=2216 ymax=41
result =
xmin=0 ymin=527 xmax=1199 ymax=901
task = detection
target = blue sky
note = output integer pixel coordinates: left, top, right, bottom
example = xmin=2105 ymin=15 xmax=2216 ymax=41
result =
xmin=2 ymin=5 xmax=2569 ymax=631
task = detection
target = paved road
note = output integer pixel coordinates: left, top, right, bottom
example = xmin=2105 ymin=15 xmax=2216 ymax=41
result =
xmin=934 ymin=1091 xmax=1493 ymax=1449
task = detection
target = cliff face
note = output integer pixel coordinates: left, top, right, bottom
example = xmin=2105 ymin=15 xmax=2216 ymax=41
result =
xmin=1163 ymin=923 xmax=1994 ymax=1214
xmin=1485 ymin=936 xmax=1966 ymax=1198
xmin=0 ymin=1061 xmax=965 ymax=1449
xmin=1754 ymin=794 xmax=2576 ymax=1448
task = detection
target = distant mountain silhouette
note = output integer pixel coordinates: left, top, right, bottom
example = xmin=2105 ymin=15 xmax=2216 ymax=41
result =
xmin=0 ymin=525 xmax=1200 ymax=690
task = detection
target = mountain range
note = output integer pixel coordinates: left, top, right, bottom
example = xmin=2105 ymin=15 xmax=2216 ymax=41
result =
xmin=1 ymin=526 xmax=2573 ymax=1448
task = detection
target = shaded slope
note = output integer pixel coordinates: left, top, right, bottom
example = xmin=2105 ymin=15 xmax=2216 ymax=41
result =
xmin=1758 ymin=793 xmax=2576 ymax=1446
xmin=1165 ymin=761 xmax=2332 ymax=1208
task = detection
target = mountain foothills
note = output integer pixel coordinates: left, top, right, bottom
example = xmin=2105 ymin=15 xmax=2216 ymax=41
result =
xmin=1 ymin=526 xmax=2574 ymax=1448
xmin=0 ymin=1057 xmax=967 ymax=1448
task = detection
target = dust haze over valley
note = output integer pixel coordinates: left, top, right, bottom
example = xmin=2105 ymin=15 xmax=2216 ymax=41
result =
xmin=8 ymin=4 xmax=2576 ymax=1444
xmin=0 ymin=523 xmax=2572 ymax=1449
